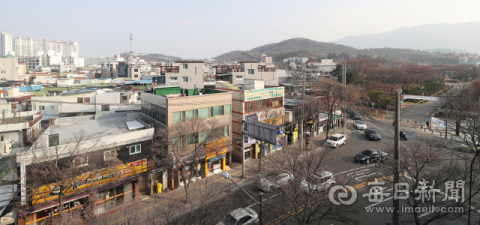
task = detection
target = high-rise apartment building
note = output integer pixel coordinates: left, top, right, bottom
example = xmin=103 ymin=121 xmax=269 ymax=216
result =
xmin=0 ymin=31 xmax=79 ymax=58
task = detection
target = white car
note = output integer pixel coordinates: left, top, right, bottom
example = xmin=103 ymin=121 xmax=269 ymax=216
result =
xmin=257 ymin=171 xmax=294 ymax=192
xmin=354 ymin=120 xmax=367 ymax=130
xmin=300 ymin=171 xmax=336 ymax=194
xmin=327 ymin=134 xmax=346 ymax=148
xmin=217 ymin=208 xmax=259 ymax=225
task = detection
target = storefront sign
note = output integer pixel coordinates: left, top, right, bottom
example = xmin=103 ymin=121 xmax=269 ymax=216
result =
xmin=33 ymin=159 xmax=147 ymax=205
xmin=319 ymin=113 xmax=328 ymax=122
xmin=276 ymin=125 xmax=285 ymax=135
xmin=245 ymin=136 xmax=257 ymax=146
xmin=245 ymin=87 xmax=284 ymax=102
xmin=403 ymin=95 xmax=439 ymax=101
xmin=206 ymin=138 xmax=227 ymax=160
xmin=256 ymin=108 xmax=285 ymax=121
xmin=262 ymin=116 xmax=283 ymax=125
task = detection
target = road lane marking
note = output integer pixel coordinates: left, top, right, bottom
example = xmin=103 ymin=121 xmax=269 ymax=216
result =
xmin=334 ymin=164 xmax=375 ymax=175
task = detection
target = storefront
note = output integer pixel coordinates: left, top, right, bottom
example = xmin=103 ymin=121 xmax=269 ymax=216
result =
xmin=205 ymin=138 xmax=227 ymax=177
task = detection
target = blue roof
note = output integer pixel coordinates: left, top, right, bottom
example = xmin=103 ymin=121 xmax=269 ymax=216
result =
xmin=141 ymin=76 xmax=153 ymax=80
xmin=124 ymin=80 xmax=152 ymax=85
xmin=4 ymin=85 xmax=43 ymax=92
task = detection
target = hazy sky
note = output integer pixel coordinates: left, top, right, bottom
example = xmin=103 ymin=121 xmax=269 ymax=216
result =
xmin=1 ymin=0 xmax=480 ymax=59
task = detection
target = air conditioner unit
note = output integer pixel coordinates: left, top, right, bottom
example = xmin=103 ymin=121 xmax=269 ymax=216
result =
xmin=0 ymin=142 xmax=11 ymax=155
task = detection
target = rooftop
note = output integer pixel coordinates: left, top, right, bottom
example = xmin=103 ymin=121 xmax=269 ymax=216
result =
xmin=176 ymin=60 xmax=204 ymax=63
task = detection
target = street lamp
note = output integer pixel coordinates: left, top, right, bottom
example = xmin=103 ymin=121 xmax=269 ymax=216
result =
xmin=221 ymin=172 xmax=263 ymax=224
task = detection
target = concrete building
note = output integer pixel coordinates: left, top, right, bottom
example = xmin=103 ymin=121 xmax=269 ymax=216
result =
xmin=214 ymin=61 xmax=279 ymax=87
xmin=306 ymin=59 xmax=337 ymax=75
xmin=16 ymin=113 xmax=154 ymax=224
xmin=31 ymin=88 xmax=140 ymax=121
xmin=0 ymin=32 xmax=14 ymax=57
xmin=216 ymin=79 xmax=285 ymax=162
xmin=140 ymin=84 xmax=232 ymax=189
xmin=17 ymin=55 xmax=63 ymax=71
xmin=161 ymin=61 xmax=205 ymax=89
xmin=0 ymin=58 xmax=16 ymax=80
xmin=16 ymin=62 xmax=26 ymax=75
xmin=0 ymin=31 xmax=79 ymax=58
xmin=0 ymin=110 xmax=42 ymax=158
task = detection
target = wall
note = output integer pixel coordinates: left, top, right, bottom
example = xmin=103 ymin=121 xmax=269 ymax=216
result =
xmin=165 ymin=62 xmax=204 ymax=89
xmin=0 ymin=58 xmax=16 ymax=80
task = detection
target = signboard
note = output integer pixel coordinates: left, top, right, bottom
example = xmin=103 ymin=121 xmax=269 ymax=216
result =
xmin=206 ymin=138 xmax=227 ymax=160
xmin=276 ymin=125 xmax=285 ymax=135
xmin=262 ymin=116 xmax=283 ymax=125
xmin=33 ymin=159 xmax=147 ymax=205
xmin=245 ymin=87 xmax=284 ymax=102
xmin=403 ymin=95 xmax=439 ymax=101
xmin=431 ymin=116 xmax=445 ymax=127
xmin=244 ymin=121 xmax=257 ymax=145
xmin=256 ymin=108 xmax=285 ymax=121
xmin=244 ymin=120 xmax=281 ymax=144
xmin=319 ymin=113 xmax=328 ymax=122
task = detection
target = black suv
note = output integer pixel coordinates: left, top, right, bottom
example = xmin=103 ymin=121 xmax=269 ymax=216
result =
xmin=354 ymin=149 xmax=388 ymax=164
xmin=351 ymin=112 xmax=362 ymax=120
xmin=364 ymin=128 xmax=381 ymax=141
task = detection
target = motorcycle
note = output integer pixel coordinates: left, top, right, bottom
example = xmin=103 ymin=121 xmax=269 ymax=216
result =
xmin=400 ymin=131 xmax=408 ymax=141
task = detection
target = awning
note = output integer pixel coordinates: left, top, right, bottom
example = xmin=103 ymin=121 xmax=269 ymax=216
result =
xmin=207 ymin=155 xmax=226 ymax=162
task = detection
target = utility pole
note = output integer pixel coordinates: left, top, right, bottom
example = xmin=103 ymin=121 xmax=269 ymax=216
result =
xmin=343 ymin=61 xmax=346 ymax=135
xmin=393 ymin=91 xmax=401 ymax=225
xmin=241 ymin=120 xmax=246 ymax=179
xmin=300 ymin=68 xmax=306 ymax=151
xmin=445 ymin=93 xmax=448 ymax=138
xmin=259 ymin=192 xmax=264 ymax=225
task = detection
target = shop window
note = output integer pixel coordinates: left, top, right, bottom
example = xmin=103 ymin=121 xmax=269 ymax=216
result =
xmin=129 ymin=144 xmax=141 ymax=155
xmin=225 ymin=104 xmax=231 ymax=115
xmin=104 ymin=150 xmax=117 ymax=161
xmin=74 ymin=156 xmax=88 ymax=168
xmin=245 ymin=150 xmax=251 ymax=160
xmin=49 ymin=133 xmax=59 ymax=147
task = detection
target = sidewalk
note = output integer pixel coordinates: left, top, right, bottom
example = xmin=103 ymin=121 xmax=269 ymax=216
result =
xmin=417 ymin=124 xmax=468 ymax=143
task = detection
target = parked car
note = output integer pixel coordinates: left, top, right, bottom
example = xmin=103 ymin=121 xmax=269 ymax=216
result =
xmin=327 ymin=134 xmax=346 ymax=148
xmin=351 ymin=112 xmax=363 ymax=120
xmin=300 ymin=171 xmax=335 ymax=194
xmin=459 ymin=140 xmax=480 ymax=153
xmin=354 ymin=149 xmax=388 ymax=164
xmin=257 ymin=171 xmax=294 ymax=192
xmin=217 ymin=208 xmax=259 ymax=225
xmin=354 ymin=120 xmax=367 ymax=130
xmin=364 ymin=128 xmax=381 ymax=141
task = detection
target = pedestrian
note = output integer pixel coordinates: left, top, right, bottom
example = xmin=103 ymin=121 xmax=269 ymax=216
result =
xmin=341 ymin=119 xmax=345 ymax=128
xmin=426 ymin=120 xmax=430 ymax=127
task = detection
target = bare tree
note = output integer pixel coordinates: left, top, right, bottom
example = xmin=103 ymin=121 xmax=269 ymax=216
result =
xmin=258 ymin=141 xmax=357 ymax=224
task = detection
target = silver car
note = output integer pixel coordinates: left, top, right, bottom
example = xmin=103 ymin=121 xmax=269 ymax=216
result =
xmin=217 ymin=208 xmax=259 ymax=225
xmin=300 ymin=171 xmax=336 ymax=194
xmin=257 ymin=171 xmax=294 ymax=192
xmin=354 ymin=120 xmax=367 ymax=130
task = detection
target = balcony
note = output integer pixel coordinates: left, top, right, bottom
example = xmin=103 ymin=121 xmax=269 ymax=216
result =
xmin=257 ymin=66 xmax=276 ymax=72
xmin=214 ymin=65 xmax=244 ymax=73
xmin=156 ymin=66 xmax=179 ymax=75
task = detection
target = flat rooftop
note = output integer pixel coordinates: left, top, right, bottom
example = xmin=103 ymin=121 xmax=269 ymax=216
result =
xmin=50 ymin=114 xmax=148 ymax=145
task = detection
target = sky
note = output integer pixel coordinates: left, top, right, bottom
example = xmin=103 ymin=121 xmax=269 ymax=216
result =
xmin=1 ymin=0 xmax=480 ymax=59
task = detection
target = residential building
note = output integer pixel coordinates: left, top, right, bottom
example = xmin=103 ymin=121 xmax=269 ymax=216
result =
xmin=216 ymin=79 xmax=285 ymax=162
xmin=0 ymin=32 xmax=14 ymax=57
xmin=0 ymin=110 xmax=42 ymax=158
xmin=31 ymin=88 xmax=140 ymax=120
xmin=16 ymin=113 xmax=154 ymax=224
xmin=306 ymin=59 xmax=337 ymax=75
xmin=0 ymin=31 xmax=79 ymax=58
xmin=17 ymin=55 xmax=63 ymax=71
xmin=0 ymin=58 xmax=16 ymax=80
xmin=16 ymin=62 xmax=26 ymax=75
xmin=162 ymin=61 xmax=205 ymax=89
xmin=140 ymin=84 xmax=232 ymax=190
xmin=214 ymin=61 xmax=279 ymax=87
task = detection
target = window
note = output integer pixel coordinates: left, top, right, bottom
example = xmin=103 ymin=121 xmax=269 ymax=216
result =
xmin=122 ymin=96 xmax=128 ymax=101
xmin=185 ymin=109 xmax=197 ymax=121
xmin=172 ymin=137 xmax=181 ymax=150
xmin=182 ymin=64 xmax=188 ymax=69
xmin=134 ymin=75 xmax=138 ymax=78
xmin=186 ymin=134 xmax=195 ymax=146
xmin=104 ymin=150 xmax=117 ymax=161
xmin=214 ymin=106 xmax=224 ymax=116
xmin=170 ymin=77 xmax=178 ymax=82
xmin=101 ymin=104 xmax=109 ymax=111
xmin=134 ymin=69 xmax=138 ymax=72
xmin=74 ymin=156 xmax=88 ymax=168
xmin=129 ymin=144 xmax=141 ymax=155
xmin=40 ymin=106 xmax=45 ymax=110
xmin=248 ymin=69 xmax=255 ymax=74
xmin=225 ymin=104 xmax=231 ymax=115
xmin=199 ymin=131 xmax=209 ymax=143
xmin=182 ymin=77 xmax=189 ymax=82
xmin=173 ymin=112 xmax=181 ymax=124
xmin=77 ymin=97 xmax=83 ymax=103
xmin=224 ymin=125 xmax=229 ymax=137
xmin=199 ymin=108 xmax=209 ymax=119
xmin=49 ymin=133 xmax=59 ymax=147
xmin=84 ymin=97 xmax=90 ymax=103
xmin=236 ymin=76 xmax=243 ymax=80
xmin=51 ymin=106 xmax=54 ymax=109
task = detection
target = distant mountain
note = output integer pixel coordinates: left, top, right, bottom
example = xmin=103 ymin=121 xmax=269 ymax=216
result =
xmin=214 ymin=38 xmax=461 ymax=65
xmin=335 ymin=22 xmax=480 ymax=54
xmin=214 ymin=38 xmax=359 ymax=61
